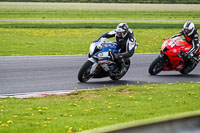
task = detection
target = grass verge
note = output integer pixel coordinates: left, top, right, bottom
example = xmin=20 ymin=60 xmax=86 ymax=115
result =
xmin=0 ymin=82 xmax=199 ymax=133
xmin=1 ymin=22 xmax=200 ymax=29
xmin=0 ymin=3 xmax=200 ymax=20
xmin=1 ymin=11 xmax=200 ymax=20
xmin=0 ymin=3 xmax=200 ymax=56
xmin=0 ymin=25 xmax=187 ymax=56
xmin=1 ymin=3 xmax=200 ymax=12
xmin=1 ymin=22 xmax=200 ymax=56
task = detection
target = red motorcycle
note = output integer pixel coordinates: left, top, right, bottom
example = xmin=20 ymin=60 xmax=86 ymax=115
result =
xmin=149 ymin=38 xmax=200 ymax=75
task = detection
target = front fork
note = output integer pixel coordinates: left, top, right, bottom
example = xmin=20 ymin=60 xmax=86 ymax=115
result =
xmin=159 ymin=51 xmax=168 ymax=65
xmin=88 ymin=58 xmax=98 ymax=75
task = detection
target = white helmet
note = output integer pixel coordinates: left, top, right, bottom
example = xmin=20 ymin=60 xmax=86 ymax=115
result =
xmin=115 ymin=23 xmax=129 ymax=38
xmin=183 ymin=21 xmax=195 ymax=36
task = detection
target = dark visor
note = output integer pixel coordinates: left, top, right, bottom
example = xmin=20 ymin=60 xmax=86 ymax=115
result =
xmin=117 ymin=32 xmax=125 ymax=37
xmin=184 ymin=29 xmax=192 ymax=33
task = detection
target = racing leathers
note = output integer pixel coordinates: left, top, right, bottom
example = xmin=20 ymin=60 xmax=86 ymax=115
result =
xmin=170 ymin=27 xmax=199 ymax=72
xmin=94 ymin=29 xmax=138 ymax=74
xmin=94 ymin=29 xmax=138 ymax=59
xmin=171 ymin=28 xmax=199 ymax=57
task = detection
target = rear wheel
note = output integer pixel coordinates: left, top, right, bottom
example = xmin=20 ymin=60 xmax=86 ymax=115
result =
xmin=78 ymin=60 xmax=93 ymax=82
xmin=110 ymin=59 xmax=130 ymax=80
xmin=179 ymin=63 xmax=197 ymax=74
xmin=149 ymin=56 xmax=165 ymax=75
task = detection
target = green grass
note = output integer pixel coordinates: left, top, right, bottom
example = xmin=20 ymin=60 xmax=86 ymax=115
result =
xmin=1 ymin=11 xmax=200 ymax=20
xmin=0 ymin=82 xmax=200 ymax=133
xmin=0 ymin=2 xmax=200 ymax=56
xmin=1 ymin=22 xmax=200 ymax=56
xmin=1 ymin=3 xmax=200 ymax=20
xmin=1 ymin=22 xmax=200 ymax=29
xmin=0 ymin=3 xmax=199 ymax=133
xmin=0 ymin=26 xmax=180 ymax=56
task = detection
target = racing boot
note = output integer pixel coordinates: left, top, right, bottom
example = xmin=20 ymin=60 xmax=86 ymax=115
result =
xmin=188 ymin=54 xmax=198 ymax=67
xmin=193 ymin=54 xmax=200 ymax=62
xmin=111 ymin=58 xmax=126 ymax=76
xmin=182 ymin=55 xmax=198 ymax=74
xmin=117 ymin=58 xmax=127 ymax=75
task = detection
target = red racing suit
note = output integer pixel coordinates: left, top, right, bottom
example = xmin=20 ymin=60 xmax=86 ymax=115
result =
xmin=171 ymin=28 xmax=199 ymax=56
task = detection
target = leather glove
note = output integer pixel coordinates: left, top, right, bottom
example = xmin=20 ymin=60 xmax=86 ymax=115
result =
xmin=110 ymin=51 xmax=119 ymax=61
xmin=93 ymin=39 xmax=98 ymax=43
xmin=163 ymin=38 xmax=170 ymax=40
xmin=178 ymin=51 xmax=187 ymax=59
xmin=182 ymin=53 xmax=189 ymax=58
xmin=181 ymin=52 xmax=192 ymax=62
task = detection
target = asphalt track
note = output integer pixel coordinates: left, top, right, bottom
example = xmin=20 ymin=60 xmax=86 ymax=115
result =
xmin=0 ymin=53 xmax=199 ymax=95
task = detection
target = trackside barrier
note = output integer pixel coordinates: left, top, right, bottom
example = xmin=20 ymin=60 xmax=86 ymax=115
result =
xmin=79 ymin=110 xmax=200 ymax=133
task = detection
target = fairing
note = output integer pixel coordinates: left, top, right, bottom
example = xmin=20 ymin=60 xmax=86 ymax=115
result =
xmin=160 ymin=38 xmax=200 ymax=71
xmin=88 ymin=38 xmax=120 ymax=75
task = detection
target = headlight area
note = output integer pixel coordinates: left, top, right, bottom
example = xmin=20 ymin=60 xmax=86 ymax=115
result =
xmin=95 ymin=52 xmax=109 ymax=58
xmin=97 ymin=53 xmax=104 ymax=57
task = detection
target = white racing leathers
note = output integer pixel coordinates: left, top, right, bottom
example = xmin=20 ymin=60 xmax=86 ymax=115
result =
xmin=94 ymin=29 xmax=138 ymax=58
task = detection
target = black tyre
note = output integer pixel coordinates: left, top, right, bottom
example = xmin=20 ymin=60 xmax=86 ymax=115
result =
xmin=179 ymin=63 xmax=197 ymax=74
xmin=110 ymin=59 xmax=130 ymax=80
xmin=78 ymin=60 xmax=93 ymax=82
xmin=149 ymin=56 xmax=165 ymax=75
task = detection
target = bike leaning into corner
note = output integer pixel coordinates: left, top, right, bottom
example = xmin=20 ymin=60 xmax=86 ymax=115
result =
xmin=149 ymin=37 xmax=200 ymax=75
xmin=78 ymin=38 xmax=131 ymax=82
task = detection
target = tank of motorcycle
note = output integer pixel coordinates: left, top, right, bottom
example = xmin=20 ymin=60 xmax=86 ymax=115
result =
xmin=89 ymin=41 xmax=120 ymax=57
xmin=161 ymin=39 xmax=193 ymax=56
xmin=101 ymin=42 xmax=120 ymax=52
xmin=93 ymin=43 xmax=120 ymax=60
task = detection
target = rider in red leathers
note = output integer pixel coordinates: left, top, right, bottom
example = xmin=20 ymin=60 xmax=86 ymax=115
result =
xmin=169 ymin=21 xmax=199 ymax=61
xmin=167 ymin=21 xmax=199 ymax=72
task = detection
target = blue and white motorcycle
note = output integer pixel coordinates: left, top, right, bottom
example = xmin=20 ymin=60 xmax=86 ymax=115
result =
xmin=78 ymin=38 xmax=130 ymax=82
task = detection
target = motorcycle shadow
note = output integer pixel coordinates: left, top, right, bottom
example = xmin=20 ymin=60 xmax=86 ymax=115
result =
xmin=78 ymin=80 xmax=152 ymax=85
xmin=152 ymin=74 xmax=200 ymax=78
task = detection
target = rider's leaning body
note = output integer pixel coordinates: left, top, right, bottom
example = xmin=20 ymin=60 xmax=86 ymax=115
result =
xmin=170 ymin=21 xmax=199 ymax=58
xmin=94 ymin=23 xmax=138 ymax=61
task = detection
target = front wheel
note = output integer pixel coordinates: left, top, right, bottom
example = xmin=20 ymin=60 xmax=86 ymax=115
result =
xmin=149 ymin=56 xmax=165 ymax=75
xmin=78 ymin=60 xmax=93 ymax=82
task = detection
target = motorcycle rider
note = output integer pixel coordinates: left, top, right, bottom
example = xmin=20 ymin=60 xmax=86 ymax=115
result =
xmin=93 ymin=23 xmax=138 ymax=74
xmin=167 ymin=21 xmax=199 ymax=71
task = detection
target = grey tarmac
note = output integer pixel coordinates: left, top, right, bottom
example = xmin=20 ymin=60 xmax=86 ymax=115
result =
xmin=0 ymin=54 xmax=199 ymax=96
